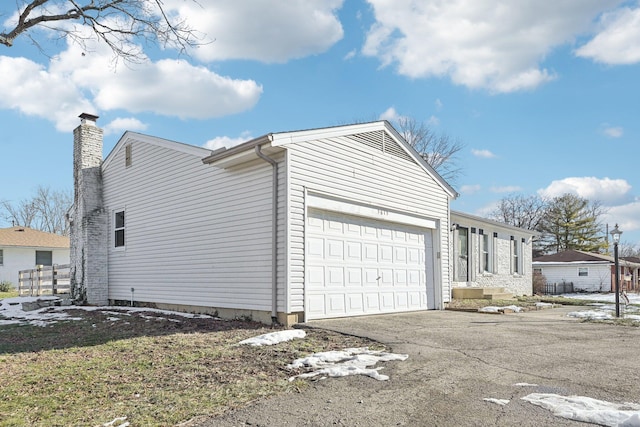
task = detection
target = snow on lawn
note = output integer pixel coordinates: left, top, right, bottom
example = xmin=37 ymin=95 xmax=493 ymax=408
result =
xmin=239 ymin=329 xmax=306 ymax=346
xmin=0 ymin=296 xmax=213 ymax=327
xmin=287 ymin=347 xmax=409 ymax=381
xmin=559 ymin=293 xmax=640 ymax=322
xmin=478 ymin=305 xmax=523 ymax=313
xmin=483 ymin=398 xmax=509 ymax=406
xmin=522 ymin=393 xmax=640 ymax=427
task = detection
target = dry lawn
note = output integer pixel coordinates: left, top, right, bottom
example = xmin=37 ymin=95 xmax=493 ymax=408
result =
xmin=0 ymin=307 xmax=377 ymax=426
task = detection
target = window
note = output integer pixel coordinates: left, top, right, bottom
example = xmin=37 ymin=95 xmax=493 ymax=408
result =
xmin=36 ymin=250 xmax=53 ymax=266
xmin=115 ymin=210 xmax=125 ymax=248
xmin=480 ymin=230 xmax=492 ymax=273
xmin=0 ymin=249 xmax=3 ymax=265
xmin=455 ymin=227 xmax=469 ymax=282
xmin=578 ymin=267 xmax=588 ymax=277
xmin=511 ymin=236 xmax=520 ymax=274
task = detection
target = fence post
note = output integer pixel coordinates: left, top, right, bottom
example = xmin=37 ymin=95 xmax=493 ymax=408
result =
xmin=52 ymin=265 xmax=58 ymax=295
xmin=37 ymin=265 xmax=43 ymax=296
xmin=29 ymin=269 xmax=34 ymax=296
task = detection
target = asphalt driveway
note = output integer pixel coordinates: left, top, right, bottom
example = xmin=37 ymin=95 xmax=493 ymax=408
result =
xmin=196 ymin=306 xmax=640 ymax=426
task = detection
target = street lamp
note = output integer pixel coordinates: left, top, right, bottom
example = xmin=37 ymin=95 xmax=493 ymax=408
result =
xmin=610 ymin=224 xmax=623 ymax=317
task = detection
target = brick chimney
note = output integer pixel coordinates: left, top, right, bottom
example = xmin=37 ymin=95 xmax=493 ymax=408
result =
xmin=70 ymin=113 xmax=108 ymax=305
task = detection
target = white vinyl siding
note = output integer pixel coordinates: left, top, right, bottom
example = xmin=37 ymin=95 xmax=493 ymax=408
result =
xmin=286 ymin=133 xmax=450 ymax=312
xmin=533 ymin=263 xmax=612 ymax=292
xmin=103 ymin=138 xmax=287 ymax=312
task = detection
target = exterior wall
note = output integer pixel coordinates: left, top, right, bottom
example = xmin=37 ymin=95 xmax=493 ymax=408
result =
xmin=0 ymin=247 xmax=69 ymax=286
xmin=286 ymin=133 xmax=451 ymax=312
xmin=70 ymin=118 xmax=108 ymax=305
xmin=534 ymin=263 xmax=612 ymax=292
xmin=451 ymin=214 xmax=534 ymax=296
xmin=102 ymin=137 xmax=287 ymax=316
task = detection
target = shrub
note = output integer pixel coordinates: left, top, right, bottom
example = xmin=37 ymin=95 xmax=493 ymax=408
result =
xmin=532 ymin=272 xmax=546 ymax=295
xmin=0 ymin=281 xmax=14 ymax=292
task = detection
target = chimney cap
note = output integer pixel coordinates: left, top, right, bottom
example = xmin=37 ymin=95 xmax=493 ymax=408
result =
xmin=79 ymin=113 xmax=99 ymax=124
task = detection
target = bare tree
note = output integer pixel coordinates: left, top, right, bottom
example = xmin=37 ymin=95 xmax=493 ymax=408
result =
xmin=0 ymin=0 xmax=202 ymax=62
xmin=490 ymin=194 xmax=547 ymax=231
xmin=1 ymin=186 xmax=72 ymax=235
xmin=395 ymin=116 xmax=465 ymax=183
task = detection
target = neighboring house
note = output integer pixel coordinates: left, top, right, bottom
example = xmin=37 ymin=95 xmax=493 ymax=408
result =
xmin=532 ymin=250 xmax=640 ymax=293
xmin=450 ymin=211 xmax=536 ymax=296
xmin=70 ymin=114 xmax=458 ymax=325
xmin=0 ymin=226 xmax=70 ymax=286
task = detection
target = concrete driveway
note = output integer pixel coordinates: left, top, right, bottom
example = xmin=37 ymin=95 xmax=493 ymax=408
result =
xmin=200 ymin=306 xmax=640 ymax=426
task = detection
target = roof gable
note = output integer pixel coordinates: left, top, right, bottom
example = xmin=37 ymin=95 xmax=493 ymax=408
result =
xmin=103 ymin=131 xmax=212 ymax=170
xmin=0 ymin=227 xmax=70 ymax=248
xmin=238 ymin=121 xmax=458 ymax=198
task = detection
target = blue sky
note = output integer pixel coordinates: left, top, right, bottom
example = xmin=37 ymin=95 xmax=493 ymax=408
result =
xmin=1 ymin=0 xmax=639 ymax=247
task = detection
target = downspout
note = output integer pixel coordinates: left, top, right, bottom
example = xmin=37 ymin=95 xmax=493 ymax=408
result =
xmin=255 ymin=144 xmax=279 ymax=325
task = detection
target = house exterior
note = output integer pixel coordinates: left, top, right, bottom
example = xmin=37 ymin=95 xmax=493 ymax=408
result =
xmin=533 ymin=250 xmax=640 ymax=293
xmin=70 ymin=114 xmax=457 ymax=325
xmin=450 ymin=211 xmax=536 ymax=296
xmin=0 ymin=226 xmax=70 ymax=286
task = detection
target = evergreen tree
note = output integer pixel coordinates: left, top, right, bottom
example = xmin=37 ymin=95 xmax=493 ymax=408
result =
xmin=538 ymin=193 xmax=607 ymax=254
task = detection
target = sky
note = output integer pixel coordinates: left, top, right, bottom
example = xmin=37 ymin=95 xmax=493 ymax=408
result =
xmin=3 ymin=295 xmax=640 ymax=426
xmin=1 ymin=0 xmax=640 ymax=246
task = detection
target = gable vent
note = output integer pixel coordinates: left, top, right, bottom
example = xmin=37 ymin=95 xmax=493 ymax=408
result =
xmin=347 ymin=130 xmax=413 ymax=162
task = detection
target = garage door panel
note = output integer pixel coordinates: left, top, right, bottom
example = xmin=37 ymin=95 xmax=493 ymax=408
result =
xmin=306 ymin=209 xmax=433 ymax=320
xmin=327 ymin=267 xmax=344 ymax=287
xmin=326 ymin=294 xmax=346 ymax=315
xmin=365 ymin=293 xmax=380 ymax=311
xmin=347 ymin=294 xmax=364 ymax=312
xmin=380 ymin=292 xmax=395 ymax=310
xmin=346 ymin=242 xmax=362 ymax=261
xmin=327 ymin=239 xmax=344 ymax=259
xmin=346 ymin=268 xmax=362 ymax=287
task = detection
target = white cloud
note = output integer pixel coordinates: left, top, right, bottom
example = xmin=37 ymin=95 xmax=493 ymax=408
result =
xmin=472 ymin=149 xmax=496 ymax=159
xmin=601 ymin=199 xmax=640 ymax=238
xmin=204 ymin=131 xmax=254 ymax=150
xmin=426 ymin=115 xmax=440 ymax=126
xmin=602 ymin=126 xmax=624 ymax=138
xmin=0 ymin=29 xmax=262 ymax=131
xmin=362 ymin=0 xmax=621 ymax=92
xmin=344 ymin=49 xmax=357 ymax=60
xmin=379 ymin=106 xmax=402 ymax=122
xmin=435 ymin=99 xmax=443 ymax=111
xmin=491 ymin=186 xmax=522 ymax=193
xmin=0 ymin=56 xmax=94 ymax=132
xmin=576 ymin=6 xmax=640 ymax=64
xmin=459 ymin=184 xmax=481 ymax=195
xmin=538 ymin=176 xmax=632 ymax=204
xmin=167 ymin=0 xmax=345 ymax=63
xmin=104 ymin=117 xmax=149 ymax=136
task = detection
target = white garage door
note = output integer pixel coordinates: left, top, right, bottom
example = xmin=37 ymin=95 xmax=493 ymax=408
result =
xmin=306 ymin=209 xmax=434 ymax=320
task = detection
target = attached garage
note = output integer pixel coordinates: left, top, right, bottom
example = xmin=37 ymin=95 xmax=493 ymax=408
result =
xmin=77 ymin=117 xmax=456 ymax=326
xmin=305 ymin=208 xmax=437 ymax=320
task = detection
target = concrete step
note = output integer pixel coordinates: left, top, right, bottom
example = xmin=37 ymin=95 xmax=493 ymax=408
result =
xmin=452 ymin=287 xmax=513 ymax=300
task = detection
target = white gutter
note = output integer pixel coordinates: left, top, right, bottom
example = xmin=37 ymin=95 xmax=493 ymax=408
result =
xmin=255 ymin=144 xmax=279 ymax=325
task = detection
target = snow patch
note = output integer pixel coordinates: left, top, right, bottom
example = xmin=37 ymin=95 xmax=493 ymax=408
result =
xmin=479 ymin=305 xmax=523 ymax=313
xmin=513 ymin=382 xmax=539 ymax=387
xmin=522 ymin=393 xmax=640 ymax=427
xmin=287 ymin=347 xmax=408 ymax=381
xmin=484 ymin=398 xmax=510 ymax=406
xmin=239 ymin=329 xmax=306 ymax=346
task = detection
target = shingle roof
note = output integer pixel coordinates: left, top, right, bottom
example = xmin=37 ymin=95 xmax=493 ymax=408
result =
xmin=533 ymin=249 xmax=613 ymax=263
xmin=0 ymin=227 xmax=70 ymax=248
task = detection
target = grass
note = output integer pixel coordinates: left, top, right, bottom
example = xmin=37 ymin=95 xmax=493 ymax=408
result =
xmin=447 ymin=295 xmax=606 ymax=311
xmin=0 ymin=306 xmax=378 ymax=426
xmin=0 ymin=290 xmax=18 ymax=299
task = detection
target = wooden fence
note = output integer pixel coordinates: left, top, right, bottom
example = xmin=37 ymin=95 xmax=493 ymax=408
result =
xmin=18 ymin=264 xmax=71 ymax=296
